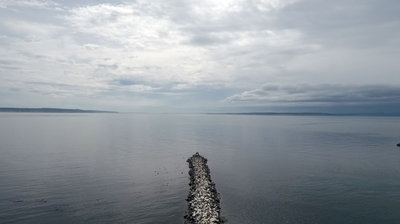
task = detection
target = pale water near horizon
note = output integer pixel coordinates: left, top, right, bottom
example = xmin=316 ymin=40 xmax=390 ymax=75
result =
xmin=1 ymin=113 xmax=400 ymax=223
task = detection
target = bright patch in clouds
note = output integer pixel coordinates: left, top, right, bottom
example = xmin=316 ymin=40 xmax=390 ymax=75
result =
xmin=0 ymin=0 xmax=399 ymax=112
xmin=67 ymin=4 xmax=183 ymax=48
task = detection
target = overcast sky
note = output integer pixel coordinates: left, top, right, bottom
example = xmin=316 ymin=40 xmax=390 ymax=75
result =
xmin=0 ymin=0 xmax=399 ymax=113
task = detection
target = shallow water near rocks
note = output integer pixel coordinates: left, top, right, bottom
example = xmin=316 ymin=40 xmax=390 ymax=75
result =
xmin=1 ymin=113 xmax=400 ymax=223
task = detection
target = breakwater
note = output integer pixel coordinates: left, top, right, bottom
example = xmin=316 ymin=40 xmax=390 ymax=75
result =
xmin=185 ymin=153 xmax=224 ymax=224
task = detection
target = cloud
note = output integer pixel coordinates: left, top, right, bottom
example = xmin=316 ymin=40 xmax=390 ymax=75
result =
xmin=0 ymin=0 xmax=400 ymax=112
xmin=0 ymin=0 xmax=59 ymax=9
xmin=1 ymin=19 xmax=63 ymax=39
xmin=225 ymin=84 xmax=400 ymax=104
xmin=276 ymin=0 xmax=400 ymax=48
xmin=66 ymin=3 xmax=185 ymax=48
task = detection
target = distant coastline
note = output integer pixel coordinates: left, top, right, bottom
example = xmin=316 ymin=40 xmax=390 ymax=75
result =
xmin=1 ymin=108 xmax=399 ymax=116
xmin=0 ymin=107 xmax=117 ymax=113
xmin=207 ymin=112 xmax=400 ymax=117
xmin=208 ymin=112 xmax=333 ymax=116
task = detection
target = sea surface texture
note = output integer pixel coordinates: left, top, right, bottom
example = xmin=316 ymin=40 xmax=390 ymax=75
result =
xmin=0 ymin=113 xmax=400 ymax=223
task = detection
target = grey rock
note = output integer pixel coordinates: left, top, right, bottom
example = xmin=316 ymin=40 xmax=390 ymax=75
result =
xmin=184 ymin=153 xmax=225 ymax=224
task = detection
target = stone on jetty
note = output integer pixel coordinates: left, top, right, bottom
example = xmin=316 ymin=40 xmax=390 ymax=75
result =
xmin=185 ymin=152 xmax=224 ymax=224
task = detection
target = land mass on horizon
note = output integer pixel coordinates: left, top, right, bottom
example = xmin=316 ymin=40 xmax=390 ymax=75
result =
xmin=0 ymin=107 xmax=117 ymax=113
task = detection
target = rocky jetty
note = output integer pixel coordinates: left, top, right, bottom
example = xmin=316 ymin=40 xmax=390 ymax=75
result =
xmin=185 ymin=153 xmax=224 ymax=224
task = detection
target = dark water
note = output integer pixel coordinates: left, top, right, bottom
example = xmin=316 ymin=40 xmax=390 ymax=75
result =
xmin=1 ymin=113 xmax=400 ymax=223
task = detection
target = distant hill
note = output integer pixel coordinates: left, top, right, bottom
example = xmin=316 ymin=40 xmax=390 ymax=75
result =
xmin=0 ymin=107 xmax=117 ymax=113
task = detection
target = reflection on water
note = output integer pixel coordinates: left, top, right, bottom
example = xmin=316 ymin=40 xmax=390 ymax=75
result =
xmin=1 ymin=114 xmax=400 ymax=223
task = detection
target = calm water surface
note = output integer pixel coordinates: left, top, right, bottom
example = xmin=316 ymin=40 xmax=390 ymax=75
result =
xmin=0 ymin=113 xmax=400 ymax=223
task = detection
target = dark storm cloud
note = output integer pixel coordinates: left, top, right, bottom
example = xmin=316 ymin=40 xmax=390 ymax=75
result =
xmin=226 ymin=84 xmax=400 ymax=104
xmin=187 ymin=33 xmax=230 ymax=46
xmin=114 ymin=79 xmax=137 ymax=86
xmin=0 ymin=59 xmax=21 ymax=70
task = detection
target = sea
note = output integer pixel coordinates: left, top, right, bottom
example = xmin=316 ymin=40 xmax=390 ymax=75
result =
xmin=0 ymin=113 xmax=400 ymax=224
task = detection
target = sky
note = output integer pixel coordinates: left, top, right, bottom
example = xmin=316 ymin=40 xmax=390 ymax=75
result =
xmin=0 ymin=0 xmax=399 ymax=113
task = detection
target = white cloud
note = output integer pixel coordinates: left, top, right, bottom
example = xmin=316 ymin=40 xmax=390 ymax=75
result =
xmin=66 ymin=3 xmax=185 ymax=48
xmin=63 ymin=2 xmax=239 ymax=89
